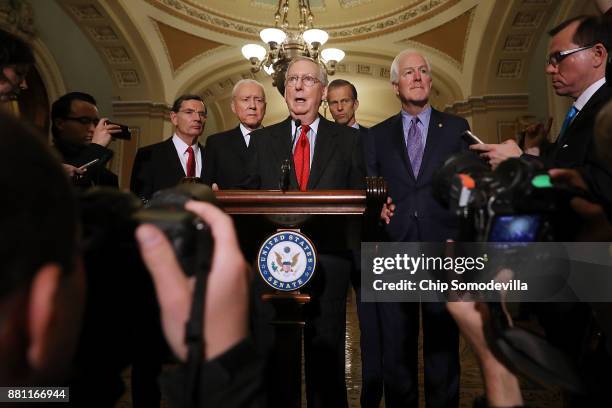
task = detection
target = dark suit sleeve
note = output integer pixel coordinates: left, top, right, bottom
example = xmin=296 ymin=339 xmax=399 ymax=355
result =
xmin=160 ymin=339 xmax=265 ymax=408
xmin=130 ymin=147 xmax=153 ymax=201
xmin=201 ymin=137 xmax=216 ymax=187
xmin=349 ymin=130 xmax=367 ymax=189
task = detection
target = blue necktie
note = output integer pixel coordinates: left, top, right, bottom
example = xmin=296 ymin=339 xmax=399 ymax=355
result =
xmin=558 ymin=105 xmax=578 ymax=144
xmin=405 ymin=117 xmax=424 ymax=177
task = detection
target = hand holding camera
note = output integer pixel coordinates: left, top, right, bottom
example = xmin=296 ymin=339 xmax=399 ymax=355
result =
xmin=135 ymin=200 xmax=250 ymax=362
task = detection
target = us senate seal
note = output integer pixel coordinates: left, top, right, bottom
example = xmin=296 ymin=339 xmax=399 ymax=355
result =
xmin=257 ymin=230 xmax=317 ymax=291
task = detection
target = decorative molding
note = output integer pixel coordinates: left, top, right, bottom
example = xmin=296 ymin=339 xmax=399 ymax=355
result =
xmin=103 ymin=47 xmax=131 ymax=63
xmin=112 ymin=100 xmax=170 ymax=118
xmin=114 ymin=70 xmax=140 ymax=87
xmin=87 ymin=26 xmax=119 ymax=41
xmin=445 ymin=94 xmax=529 ymax=117
xmin=512 ymin=11 xmax=544 ymax=28
xmin=145 ymin=0 xmax=460 ymax=42
xmin=69 ymin=4 xmax=104 ymax=20
xmin=503 ymin=34 xmax=532 ymax=52
xmin=0 ymin=0 xmax=35 ymax=35
xmin=338 ymin=0 xmax=372 ymax=8
xmin=497 ymin=59 xmax=522 ymax=78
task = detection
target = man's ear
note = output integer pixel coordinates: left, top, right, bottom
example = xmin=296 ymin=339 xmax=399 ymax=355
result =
xmin=170 ymin=111 xmax=179 ymax=127
xmin=354 ymin=99 xmax=360 ymax=111
xmin=27 ymin=263 xmax=61 ymax=370
xmin=592 ymin=43 xmax=608 ymax=68
xmin=321 ymin=85 xmax=328 ymax=101
xmin=230 ymin=100 xmax=237 ymax=115
xmin=392 ymin=82 xmax=400 ymax=97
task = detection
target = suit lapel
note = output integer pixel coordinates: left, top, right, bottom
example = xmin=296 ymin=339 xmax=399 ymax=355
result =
xmin=231 ymin=126 xmax=249 ymax=152
xmin=270 ymin=117 xmax=293 ymax=165
xmin=419 ymin=108 xmax=443 ymax=182
xmin=308 ymin=117 xmax=338 ymax=189
xmin=392 ymin=113 xmax=414 ymax=180
xmin=164 ymin=137 xmax=186 ymax=178
xmin=197 ymin=141 xmax=204 ymax=177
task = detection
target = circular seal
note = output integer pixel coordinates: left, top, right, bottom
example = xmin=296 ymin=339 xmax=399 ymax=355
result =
xmin=257 ymin=230 xmax=317 ymax=291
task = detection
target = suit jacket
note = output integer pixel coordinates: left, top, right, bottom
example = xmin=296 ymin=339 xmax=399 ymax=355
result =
xmin=547 ymin=83 xmax=612 ymax=207
xmin=130 ymin=137 xmax=204 ymax=201
xmin=369 ymin=108 xmax=469 ymax=242
xmin=247 ymin=115 xmax=365 ymax=251
xmin=201 ymin=126 xmax=250 ymax=189
xmin=247 ymin=115 xmax=365 ymax=190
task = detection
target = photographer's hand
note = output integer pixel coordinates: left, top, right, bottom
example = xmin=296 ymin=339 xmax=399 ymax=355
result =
xmin=135 ymin=201 xmax=250 ymax=361
xmin=91 ymin=118 xmax=122 ymax=147
xmin=470 ymin=140 xmax=523 ymax=169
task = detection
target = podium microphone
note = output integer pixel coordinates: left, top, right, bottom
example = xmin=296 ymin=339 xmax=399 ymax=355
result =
xmin=280 ymin=119 xmax=301 ymax=191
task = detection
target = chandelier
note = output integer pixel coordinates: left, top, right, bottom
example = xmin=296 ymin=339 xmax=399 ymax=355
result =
xmin=241 ymin=0 xmax=345 ymax=94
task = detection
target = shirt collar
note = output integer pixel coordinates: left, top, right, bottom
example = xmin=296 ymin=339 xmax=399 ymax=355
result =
xmin=350 ymin=122 xmax=360 ymax=129
xmin=400 ymin=105 xmax=432 ymax=128
xmin=574 ymin=77 xmax=606 ymax=111
xmin=239 ymin=123 xmax=261 ymax=136
xmin=291 ymin=116 xmax=320 ymax=135
xmin=172 ymin=133 xmax=199 ymax=153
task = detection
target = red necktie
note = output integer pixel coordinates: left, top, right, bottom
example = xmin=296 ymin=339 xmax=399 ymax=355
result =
xmin=186 ymin=146 xmax=196 ymax=177
xmin=293 ymin=124 xmax=310 ymax=191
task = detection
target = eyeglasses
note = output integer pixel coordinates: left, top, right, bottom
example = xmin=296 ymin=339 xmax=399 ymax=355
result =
xmin=286 ymin=75 xmax=320 ymax=87
xmin=64 ymin=116 xmax=100 ymax=126
xmin=179 ymin=109 xmax=207 ymax=118
xmin=546 ymin=44 xmax=594 ymax=67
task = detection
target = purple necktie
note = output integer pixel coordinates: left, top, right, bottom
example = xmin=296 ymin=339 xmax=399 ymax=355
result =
xmin=405 ymin=117 xmax=424 ymax=177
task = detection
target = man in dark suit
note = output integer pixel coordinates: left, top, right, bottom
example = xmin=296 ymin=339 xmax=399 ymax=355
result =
xmin=202 ymin=79 xmax=266 ymax=189
xmin=327 ymin=78 xmax=382 ymax=408
xmin=131 ymin=94 xmax=206 ymax=202
xmin=248 ymin=57 xmax=365 ymax=408
xmin=368 ymin=49 xmax=469 ymax=408
xmin=51 ymin=92 xmax=122 ymax=188
xmin=129 ymin=94 xmax=206 ymax=406
xmin=466 ymin=16 xmax=612 ymax=406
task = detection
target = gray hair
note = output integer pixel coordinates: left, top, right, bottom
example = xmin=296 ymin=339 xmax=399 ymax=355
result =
xmin=390 ymin=49 xmax=432 ymax=84
xmin=231 ymin=78 xmax=266 ymax=99
xmin=286 ymin=57 xmax=328 ymax=86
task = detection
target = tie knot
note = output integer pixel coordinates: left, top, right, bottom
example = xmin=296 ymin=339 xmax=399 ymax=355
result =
xmin=411 ymin=117 xmax=420 ymax=126
xmin=301 ymin=124 xmax=311 ymax=133
xmin=186 ymin=146 xmax=194 ymax=154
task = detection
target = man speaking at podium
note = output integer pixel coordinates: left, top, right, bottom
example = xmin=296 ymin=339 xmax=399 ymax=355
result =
xmin=247 ymin=56 xmax=365 ymax=408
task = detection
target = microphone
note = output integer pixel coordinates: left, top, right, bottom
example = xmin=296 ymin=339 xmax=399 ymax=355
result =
xmin=280 ymin=119 xmax=301 ymax=191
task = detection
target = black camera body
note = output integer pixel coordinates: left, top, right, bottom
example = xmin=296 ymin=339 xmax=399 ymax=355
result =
xmin=79 ymin=185 xmax=212 ymax=277
xmin=433 ymin=152 xmax=581 ymax=242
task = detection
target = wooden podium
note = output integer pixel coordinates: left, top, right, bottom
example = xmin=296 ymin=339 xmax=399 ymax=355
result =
xmin=214 ymin=177 xmax=386 ymax=408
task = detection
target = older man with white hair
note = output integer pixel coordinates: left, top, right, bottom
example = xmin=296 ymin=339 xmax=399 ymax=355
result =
xmin=247 ymin=56 xmax=365 ymax=408
xmin=366 ymin=49 xmax=470 ymax=408
xmin=202 ymin=78 xmax=267 ymax=188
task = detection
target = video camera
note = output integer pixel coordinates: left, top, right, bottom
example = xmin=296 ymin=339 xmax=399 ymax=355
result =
xmin=433 ymin=152 xmax=583 ymax=242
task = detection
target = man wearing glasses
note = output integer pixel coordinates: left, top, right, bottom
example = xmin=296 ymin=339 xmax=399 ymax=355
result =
xmin=471 ymin=15 xmax=611 ymax=177
xmin=51 ymin=92 xmax=122 ymax=188
xmin=131 ymin=94 xmax=207 ymax=202
xmin=247 ymin=57 xmax=365 ymax=408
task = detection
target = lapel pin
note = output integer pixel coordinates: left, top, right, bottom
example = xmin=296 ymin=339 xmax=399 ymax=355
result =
xmin=438 ymin=123 xmax=443 ymax=128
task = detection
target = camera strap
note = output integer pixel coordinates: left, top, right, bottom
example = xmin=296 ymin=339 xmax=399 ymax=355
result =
xmin=183 ymin=229 xmax=211 ymax=406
